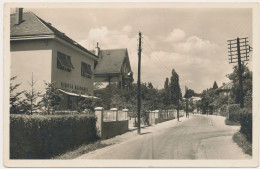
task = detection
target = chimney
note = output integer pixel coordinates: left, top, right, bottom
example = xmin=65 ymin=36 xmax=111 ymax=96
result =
xmin=15 ymin=8 xmax=23 ymax=25
xmin=95 ymin=42 xmax=100 ymax=56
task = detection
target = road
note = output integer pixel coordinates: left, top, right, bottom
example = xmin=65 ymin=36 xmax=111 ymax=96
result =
xmin=78 ymin=114 xmax=250 ymax=159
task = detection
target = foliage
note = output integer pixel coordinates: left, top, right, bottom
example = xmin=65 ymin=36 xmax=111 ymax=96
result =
xmin=228 ymin=104 xmax=240 ymax=122
xmin=10 ymin=76 xmax=24 ymax=114
xmin=20 ymin=73 xmax=41 ymax=115
xmin=184 ymin=88 xmax=194 ymax=99
xmin=169 ymin=69 xmax=182 ymax=109
xmin=75 ymin=96 xmax=100 ymax=114
xmin=213 ymin=81 xmax=218 ymax=89
xmin=240 ymin=108 xmax=252 ymax=143
xmin=233 ymin=131 xmax=252 ymax=155
xmin=219 ymin=105 xmax=228 ymax=117
xmin=39 ymin=82 xmax=63 ymax=115
xmin=227 ymin=62 xmax=252 ymax=108
xmin=10 ymin=114 xmax=98 ymax=159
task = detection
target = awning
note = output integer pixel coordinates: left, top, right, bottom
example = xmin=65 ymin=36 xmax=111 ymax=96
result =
xmin=58 ymin=89 xmax=100 ymax=99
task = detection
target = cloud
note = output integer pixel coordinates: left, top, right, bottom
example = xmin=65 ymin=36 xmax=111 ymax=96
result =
xmin=164 ymin=29 xmax=186 ymax=42
xmin=79 ymin=26 xmax=229 ymax=93
xmin=172 ymin=36 xmax=219 ymax=57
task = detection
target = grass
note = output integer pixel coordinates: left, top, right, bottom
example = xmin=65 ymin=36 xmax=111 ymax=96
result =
xmin=53 ymin=141 xmax=110 ymax=159
xmin=225 ymin=117 xmax=240 ymax=126
xmin=233 ymin=131 xmax=252 ymax=156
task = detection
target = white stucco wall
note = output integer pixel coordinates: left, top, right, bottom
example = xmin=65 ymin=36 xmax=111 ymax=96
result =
xmin=11 ymin=40 xmax=52 ymax=97
xmin=51 ymin=40 xmax=96 ymax=95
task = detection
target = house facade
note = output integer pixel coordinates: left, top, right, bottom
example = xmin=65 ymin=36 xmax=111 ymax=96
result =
xmin=93 ymin=43 xmax=134 ymax=89
xmin=10 ymin=9 xmax=98 ymax=110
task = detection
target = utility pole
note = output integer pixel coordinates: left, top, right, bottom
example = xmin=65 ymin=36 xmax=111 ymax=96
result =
xmin=185 ymin=86 xmax=189 ymax=118
xmin=227 ymin=37 xmax=252 ymax=108
xmin=177 ymin=99 xmax=180 ymax=121
xmin=137 ymin=32 xmax=142 ymax=134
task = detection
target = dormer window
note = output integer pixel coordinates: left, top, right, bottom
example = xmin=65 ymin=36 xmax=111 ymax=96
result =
xmin=81 ymin=62 xmax=92 ymax=78
xmin=57 ymin=52 xmax=74 ymax=72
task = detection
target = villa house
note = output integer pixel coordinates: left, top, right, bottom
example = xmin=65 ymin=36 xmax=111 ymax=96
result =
xmin=93 ymin=43 xmax=134 ymax=89
xmin=10 ymin=9 xmax=99 ymax=110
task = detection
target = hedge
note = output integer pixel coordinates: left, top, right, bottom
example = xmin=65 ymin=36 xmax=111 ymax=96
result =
xmin=10 ymin=114 xmax=98 ymax=159
xmin=228 ymin=104 xmax=240 ymax=122
xmin=240 ymin=108 xmax=252 ymax=143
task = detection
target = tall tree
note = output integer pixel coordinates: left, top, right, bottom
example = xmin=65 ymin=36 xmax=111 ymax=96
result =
xmin=213 ymin=81 xmax=218 ymax=89
xmin=169 ymin=69 xmax=182 ymax=108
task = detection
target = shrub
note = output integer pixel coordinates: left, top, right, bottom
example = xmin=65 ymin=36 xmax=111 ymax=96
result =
xmin=219 ymin=105 xmax=228 ymax=117
xmin=10 ymin=114 xmax=98 ymax=159
xmin=240 ymin=108 xmax=252 ymax=143
xmin=228 ymin=104 xmax=240 ymax=122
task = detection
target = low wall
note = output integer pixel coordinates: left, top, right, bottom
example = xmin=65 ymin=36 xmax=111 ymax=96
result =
xmin=95 ymin=107 xmax=129 ymax=139
xmin=102 ymin=120 xmax=129 ymax=139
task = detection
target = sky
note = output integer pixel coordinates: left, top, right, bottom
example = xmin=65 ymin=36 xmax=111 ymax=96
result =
xmin=15 ymin=7 xmax=252 ymax=93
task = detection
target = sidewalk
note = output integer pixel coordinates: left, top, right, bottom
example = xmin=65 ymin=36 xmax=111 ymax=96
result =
xmin=78 ymin=116 xmax=189 ymax=159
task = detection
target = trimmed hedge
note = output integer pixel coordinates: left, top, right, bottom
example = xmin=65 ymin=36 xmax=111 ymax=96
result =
xmin=240 ymin=108 xmax=252 ymax=143
xmin=10 ymin=114 xmax=98 ymax=159
xmin=228 ymin=104 xmax=240 ymax=122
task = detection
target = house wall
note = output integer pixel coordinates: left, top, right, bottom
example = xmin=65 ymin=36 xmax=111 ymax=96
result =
xmin=10 ymin=40 xmax=52 ymax=101
xmin=51 ymin=40 xmax=95 ymax=95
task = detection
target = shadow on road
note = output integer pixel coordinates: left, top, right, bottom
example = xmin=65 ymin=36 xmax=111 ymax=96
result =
xmin=140 ymin=132 xmax=152 ymax=135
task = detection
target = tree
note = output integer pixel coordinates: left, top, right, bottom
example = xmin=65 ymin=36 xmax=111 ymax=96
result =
xmin=75 ymin=97 xmax=99 ymax=114
xmin=227 ymin=62 xmax=252 ymax=108
xmin=213 ymin=81 xmax=218 ymax=89
xmin=22 ymin=73 xmax=41 ymax=115
xmin=164 ymin=77 xmax=169 ymax=89
xmin=39 ymin=82 xmax=63 ymax=114
xmin=184 ymin=88 xmax=194 ymax=99
xmin=10 ymin=76 xmax=24 ymax=114
xmin=169 ymin=69 xmax=182 ymax=108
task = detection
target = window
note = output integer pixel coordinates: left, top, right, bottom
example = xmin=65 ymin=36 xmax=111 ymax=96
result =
xmin=81 ymin=62 xmax=92 ymax=78
xmin=57 ymin=52 xmax=74 ymax=72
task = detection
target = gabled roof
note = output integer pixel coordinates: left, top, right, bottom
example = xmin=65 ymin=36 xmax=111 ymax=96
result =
xmin=10 ymin=12 xmax=98 ymax=59
xmin=94 ymin=48 xmax=130 ymax=75
xmin=218 ymin=81 xmax=233 ymax=90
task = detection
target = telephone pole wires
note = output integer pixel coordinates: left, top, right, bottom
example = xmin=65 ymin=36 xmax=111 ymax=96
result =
xmin=137 ymin=32 xmax=142 ymax=134
xmin=227 ymin=37 xmax=252 ymax=108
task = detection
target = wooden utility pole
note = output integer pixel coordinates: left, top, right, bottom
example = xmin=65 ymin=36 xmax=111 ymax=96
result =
xmin=236 ymin=38 xmax=244 ymax=108
xmin=227 ymin=37 xmax=252 ymax=108
xmin=137 ymin=32 xmax=142 ymax=134
xmin=177 ymin=100 xmax=180 ymax=121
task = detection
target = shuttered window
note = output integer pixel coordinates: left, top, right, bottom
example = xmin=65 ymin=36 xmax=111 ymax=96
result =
xmin=81 ymin=62 xmax=92 ymax=78
xmin=57 ymin=52 xmax=74 ymax=72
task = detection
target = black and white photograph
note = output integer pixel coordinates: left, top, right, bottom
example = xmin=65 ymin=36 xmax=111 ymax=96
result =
xmin=3 ymin=2 xmax=259 ymax=167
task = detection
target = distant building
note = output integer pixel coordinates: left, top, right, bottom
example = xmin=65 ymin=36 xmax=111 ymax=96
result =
xmin=93 ymin=43 xmax=134 ymax=89
xmin=10 ymin=9 xmax=98 ymax=110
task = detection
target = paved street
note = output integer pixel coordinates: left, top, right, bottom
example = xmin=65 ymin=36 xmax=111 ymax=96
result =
xmin=78 ymin=114 xmax=250 ymax=159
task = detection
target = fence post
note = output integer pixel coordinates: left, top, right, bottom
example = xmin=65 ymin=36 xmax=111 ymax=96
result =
xmin=95 ymin=107 xmax=104 ymax=138
xmin=110 ymin=108 xmax=118 ymax=121
xmin=122 ymin=109 xmax=128 ymax=120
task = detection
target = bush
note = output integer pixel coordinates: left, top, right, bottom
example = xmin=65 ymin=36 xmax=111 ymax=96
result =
xmin=219 ymin=105 xmax=228 ymax=117
xmin=228 ymin=104 xmax=240 ymax=122
xmin=10 ymin=114 xmax=98 ymax=159
xmin=240 ymin=108 xmax=252 ymax=143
